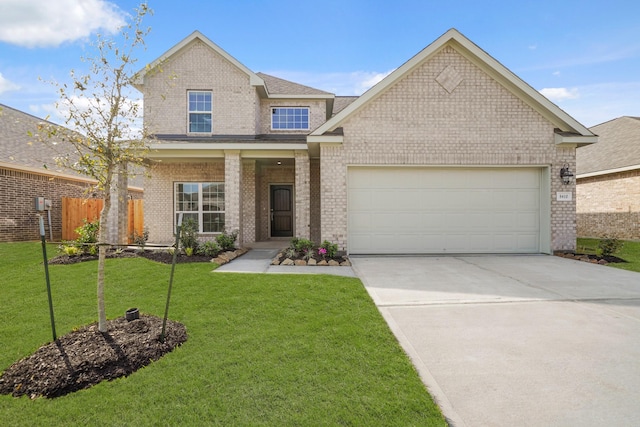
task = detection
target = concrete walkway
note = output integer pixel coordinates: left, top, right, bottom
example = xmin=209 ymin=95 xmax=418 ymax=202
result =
xmin=352 ymin=255 xmax=640 ymax=427
xmin=214 ymin=241 xmax=357 ymax=277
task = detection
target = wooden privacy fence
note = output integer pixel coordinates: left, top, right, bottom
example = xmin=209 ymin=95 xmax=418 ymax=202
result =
xmin=62 ymin=197 xmax=144 ymax=242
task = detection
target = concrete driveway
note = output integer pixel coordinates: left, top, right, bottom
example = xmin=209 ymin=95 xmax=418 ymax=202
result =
xmin=351 ymin=255 xmax=640 ymax=427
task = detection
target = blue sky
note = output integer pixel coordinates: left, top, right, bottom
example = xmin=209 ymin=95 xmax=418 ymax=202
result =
xmin=0 ymin=0 xmax=639 ymax=127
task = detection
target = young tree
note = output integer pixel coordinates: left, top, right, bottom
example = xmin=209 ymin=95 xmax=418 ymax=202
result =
xmin=38 ymin=3 xmax=152 ymax=332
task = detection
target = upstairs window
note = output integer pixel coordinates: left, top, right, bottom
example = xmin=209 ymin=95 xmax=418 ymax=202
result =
xmin=188 ymin=91 xmax=212 ymax=133
xmin=271 ymin=107 xmax=309 ymax=130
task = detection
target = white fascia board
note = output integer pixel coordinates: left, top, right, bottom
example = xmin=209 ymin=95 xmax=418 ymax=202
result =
xmin=577 ymin=164 xmax=640 ymax=179
xmin=554 ymin=133 xmax=598 ymax=146
xmin=148 ymin=142 xmax=307 ymax=151
xmin=306 ymin=135 xmax=344 ymax=144
xmin=147 ymin=150 xmax=299 ymax=160
xmin=146 ymin=143 xmax=307 ymax=160
xmin=268 ymin=94 xmax=335 ymax=100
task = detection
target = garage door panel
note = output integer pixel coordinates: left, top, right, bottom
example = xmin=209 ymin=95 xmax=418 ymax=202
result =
xmin=350 ymin=190 xmax=374 ymax=210
xmin=466 ymin=212 xmax=494 ymax=228
xmin=516 ymin=189 xmax=539 ymax=207
xmin=349 ymin=212 xmax=372 ymax=231
xmin=420 ymin=213 xmax=447 ymax=229
xmin=348 ymin=167 xmax=542 ymax=254
xmin=517 ymin=212 xmax=539 ymax=229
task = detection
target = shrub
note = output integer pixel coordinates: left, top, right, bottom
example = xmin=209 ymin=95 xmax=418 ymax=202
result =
xmin=319 ymin=240 xmax=338 ymax=259
xmin=130 ymin=227 xmax=149 ymax=250
xmin=598 ymin=236 xmax=623 ymax=257
xmin=198 ymin=240 xmax=220 ymax=257
xmin=180 ymin=217 xmax=199 ymax=253
xmin=284 ymin=247 xmax=298 ymax=259
xmin=75 ymin=219 xmax=100 ymax=244
xmin=291 ymin=237 xmax=314 ymax=253
xmin=216 ymin=229 xmax=238 ymax=251
xmin=303 ymin=248 xmax=315 ymax=261
xmin=59 ymin=244 xmax=81 ymax=256
xmin=74 ymin=219 xmax=99 ymax=254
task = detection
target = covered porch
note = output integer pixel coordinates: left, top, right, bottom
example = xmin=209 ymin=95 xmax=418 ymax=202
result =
xmin=143 ymin=141 xmax=320 ymax=246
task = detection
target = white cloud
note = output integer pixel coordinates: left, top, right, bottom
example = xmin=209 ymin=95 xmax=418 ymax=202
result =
xmin=539 ymin=87 xmax=580 ymax=101
xmin=0 ymin=0 xmax=126 ymax=48
xmin=0 ymin=72 xmax=20 ymax=93
xmin=554 ymin=82 xmax=640 ymax=127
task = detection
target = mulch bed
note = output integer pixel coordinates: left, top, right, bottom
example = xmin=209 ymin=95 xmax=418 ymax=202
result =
xmin=555 ymin=252 xmax=626 ymax=265
xmin=48 ymin=249 xmax=215 ymax=265
xmin=0 ymin=315 xmax=187 ymax=399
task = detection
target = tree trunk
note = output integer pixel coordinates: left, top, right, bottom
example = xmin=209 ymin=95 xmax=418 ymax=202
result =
xmin=97 ymin=175 xmax=113 ymax=333
xmin=97 ymin=242 xmax=107 ymax=332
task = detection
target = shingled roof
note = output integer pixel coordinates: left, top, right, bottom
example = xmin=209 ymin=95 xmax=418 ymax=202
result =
xmin=577 ymin=116 xmax=640 ymax=176
xmin=332 ymin=96 xmax=358 ymax=116
xmin=256 ymin=72 xmax=333 ymax=96
xmin=0 ymin=103 xmax=70 ymax=173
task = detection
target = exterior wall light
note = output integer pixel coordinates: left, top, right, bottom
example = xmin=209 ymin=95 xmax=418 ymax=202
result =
xmin=560 ymin=163 xmax=574 ymax=185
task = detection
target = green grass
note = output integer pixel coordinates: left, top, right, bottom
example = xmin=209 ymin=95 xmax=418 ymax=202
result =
xmin=577 ymin=238 xmax=640 ymax=273
xmin=0 ymin=242 xmax=445 ymax=426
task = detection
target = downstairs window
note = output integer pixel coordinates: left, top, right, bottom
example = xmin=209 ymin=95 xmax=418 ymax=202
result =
xmin=174 ymin=182 xmax=225 ymax=233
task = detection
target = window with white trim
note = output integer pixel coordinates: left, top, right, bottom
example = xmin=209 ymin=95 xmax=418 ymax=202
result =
xmin=175 ymin=182 xmax=225 ymax=233
xmin=271 ymin=107 xmax=309 ymax=130
xmin=188 ymin=91 xmax=212 ymax=133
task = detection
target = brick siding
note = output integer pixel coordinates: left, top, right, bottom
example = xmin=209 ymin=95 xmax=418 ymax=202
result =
xmin=144 ymin=161 xmax=225 ymax=243
xmin=142 ymin=39 xmax=259 ymax=136
xmin=241 ymin=159 xmax=257 ymax=244
xmin=310 ymin=159 xmax=321 ymax=243
xmin=577 ymin=170 xmax=640 ymax=239
xmin=320 ymin=46 xmax=577 ymax=252
xmin=294 ymin=150 xmax=310 ymax=239
xmin=0 ymin=166 xmax=142 ymax=242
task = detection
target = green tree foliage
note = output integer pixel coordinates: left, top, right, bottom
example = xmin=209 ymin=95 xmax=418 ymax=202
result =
xmin=36 ymin=3 xmax=153 ymax=332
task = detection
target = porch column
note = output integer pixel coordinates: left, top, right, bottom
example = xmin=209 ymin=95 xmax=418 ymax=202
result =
xmin=105 ymin=162 xmax=128 ymax=245
xmin=224 ymin=150 xmax=241 ymax=236
xmin=241 ymin=159 xmax=256 ymax=245
xmin=294 ymin=150 xmax=310 ymax=239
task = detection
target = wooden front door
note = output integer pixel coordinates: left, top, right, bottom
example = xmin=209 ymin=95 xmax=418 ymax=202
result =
xmin=270 ymin=185 xmax=293 ymax=237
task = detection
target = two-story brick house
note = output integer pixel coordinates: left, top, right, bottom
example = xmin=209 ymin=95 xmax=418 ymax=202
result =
xmin=133 ymin=29 xmax=596 ymax=254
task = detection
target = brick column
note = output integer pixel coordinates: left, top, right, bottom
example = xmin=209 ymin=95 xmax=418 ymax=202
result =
xmin=241 ymin=159 xmax=256 ymax=245
xmin=105 ymin=162 xmax=129 ymax=245
xmin=294 ymin=150 xmax=310 ymax=239
xmin=224 ymin=150 xmax=241 ymax=235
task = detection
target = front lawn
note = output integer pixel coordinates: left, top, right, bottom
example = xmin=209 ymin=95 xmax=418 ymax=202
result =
xmin=0 ymin=242 xmax=445 ymax=426
xmin=577 ymin=238 xmax=640 ymax=273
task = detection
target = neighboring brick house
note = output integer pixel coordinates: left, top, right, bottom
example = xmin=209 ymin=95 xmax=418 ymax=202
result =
xmin=576 ymin=117 xmax=640 ymax=239
xmin=0 ymin=104 xmax=143 ymax=242
xmin=134 ymin=29 xmax=596 ymax=254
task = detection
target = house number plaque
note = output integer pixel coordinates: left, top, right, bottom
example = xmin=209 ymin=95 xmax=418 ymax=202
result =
xmin=556 ymin=192 xmax=572 ymax=201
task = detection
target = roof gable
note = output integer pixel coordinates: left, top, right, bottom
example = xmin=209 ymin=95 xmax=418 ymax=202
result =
xmin=310 ymin=28 xmax=595 ymax=140
xmin=133 ymin=31 xmax=265 ymax=90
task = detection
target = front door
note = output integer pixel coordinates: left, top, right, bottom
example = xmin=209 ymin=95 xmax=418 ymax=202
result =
xmin=270 ymin=185 xmax=293 ymax=237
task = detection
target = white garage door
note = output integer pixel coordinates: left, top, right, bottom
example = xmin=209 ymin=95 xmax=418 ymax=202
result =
xmin=348 ymin=167 xmax=542 ymax=254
